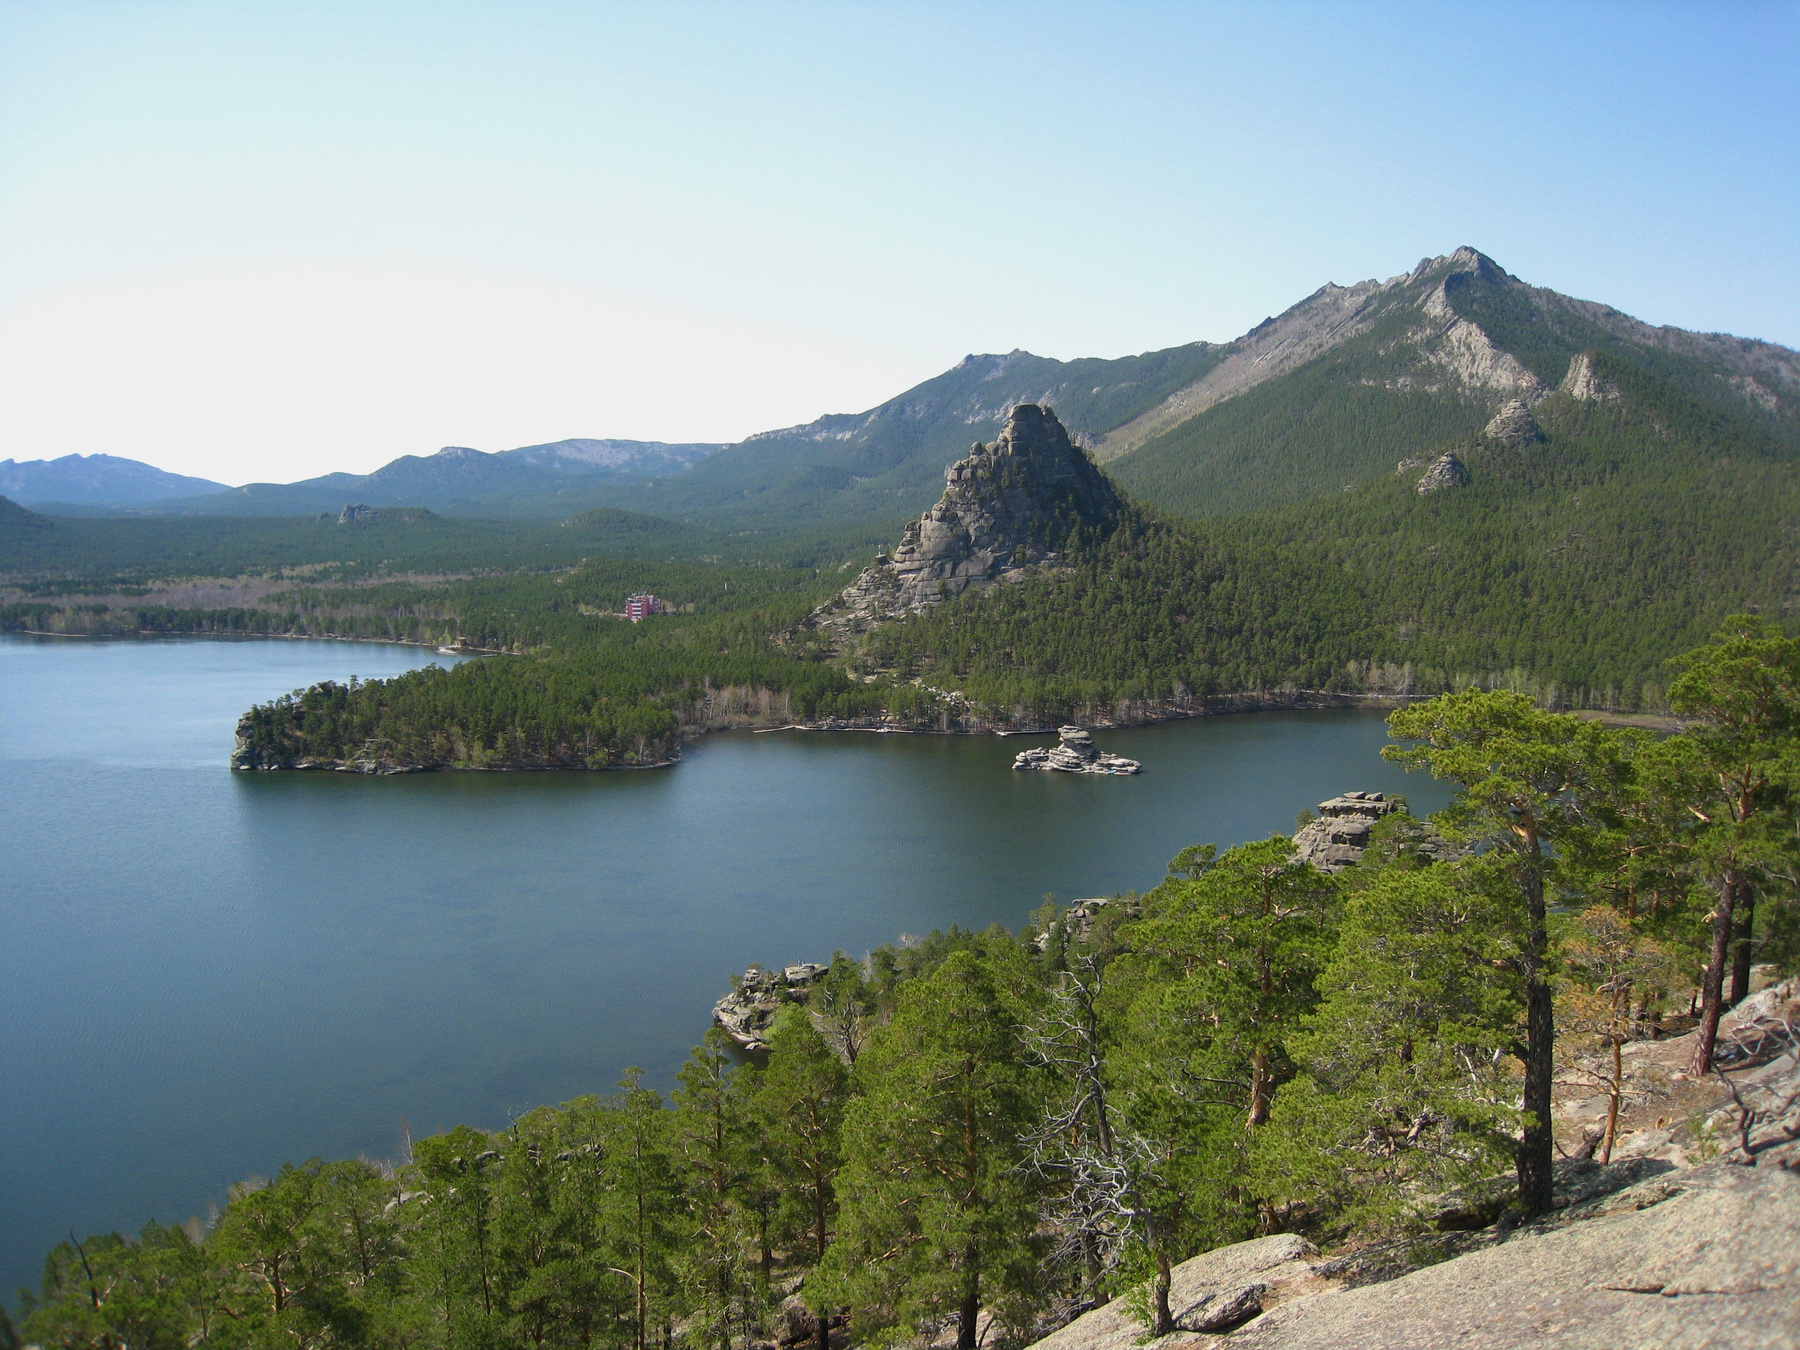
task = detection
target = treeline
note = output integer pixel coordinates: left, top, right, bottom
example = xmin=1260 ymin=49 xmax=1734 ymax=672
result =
xmin=869 ymin=355 xmax=1800 ymax=721
xmin=18 ymin=621 xmax=1800 ymax=1349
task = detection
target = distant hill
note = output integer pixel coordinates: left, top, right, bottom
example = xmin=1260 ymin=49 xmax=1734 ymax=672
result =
xmin=117 ymin=438 xmax=726 ymax=519
xmin=1101 ymin=247 xmax=1799 ymax=519
xmin=0 ymin=494 xmax=53 ymax=528
xmin=0 ymin=454 xmax=229 ymax=507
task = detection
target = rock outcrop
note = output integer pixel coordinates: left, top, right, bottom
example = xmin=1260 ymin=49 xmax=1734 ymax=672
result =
xmin=805 ymin=405 xmax=1121 ymax=643
xmin=1291 ymin=792 xmax=1404 ymax=870
xmin=1013 ymin=726 xmax=1140 ymax=775
xmin=711 ymin=962 xmax=826 ymax=1051
xmin=1025 ymin=1161 xmax=1800 ymax=1350
xmin=1561 ymin=350 xmax=1621 ymax=403
xmin=1413 ymin=450 xmax=1470 ymax=494
xmin=1030 ymin=895 xmax=1141 ymax=953
xmin=1482 ymin=397 xmax=1546 ymax=447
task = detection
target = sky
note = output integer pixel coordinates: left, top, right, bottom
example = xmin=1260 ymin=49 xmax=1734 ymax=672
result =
xmin=1 ymin=2 xmax=1795 ymax=486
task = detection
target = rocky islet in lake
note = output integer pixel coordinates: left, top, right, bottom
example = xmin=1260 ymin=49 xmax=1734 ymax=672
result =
xmin=1012 ymin=725 xmax=1141 ymax=775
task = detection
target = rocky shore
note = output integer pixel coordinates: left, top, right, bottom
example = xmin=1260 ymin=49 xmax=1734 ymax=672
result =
xmin=712 ymin=962 xmax=829 ymax=1052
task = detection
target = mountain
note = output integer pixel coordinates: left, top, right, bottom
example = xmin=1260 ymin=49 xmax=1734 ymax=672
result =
xmin=500 ymin=438 xmax=718 ymax=477
xmin=1101 ymin=247 xmax=1799 ymax=518
xmin=0 ymin=453 xmax=229 ymax=507
xmin=803 ymin=404 xmax=1123 ymax=645
xmin=128 ymin=438 xmax=726 ymax=518
xmin=37 ymin=248 xmax=1795 ymax=545
xmin=577 ymin=345 xmax=1224 ymax=535
xmin=863 ymin=339 xmax=1800 ymax=716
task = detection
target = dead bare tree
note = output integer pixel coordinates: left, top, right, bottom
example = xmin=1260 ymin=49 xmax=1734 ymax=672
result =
xmin=1022 ymin=955 xmax=1175 ymax=1334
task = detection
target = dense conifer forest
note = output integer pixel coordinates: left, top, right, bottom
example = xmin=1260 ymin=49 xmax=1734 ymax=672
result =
xmin=13 ymin=622 xmax=1800 ymax=1350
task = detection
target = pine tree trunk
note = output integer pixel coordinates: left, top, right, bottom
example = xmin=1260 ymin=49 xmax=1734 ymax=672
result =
xmin=1693 ymin=872 xmax=1740 ymax=1076
xmin=1151 ymin=1251 xmax=1175 ymax=1336
xmin=1601 ymin=1037 xmax=1622 ymax=1165
xmin=956 ymin=1261 xmax=980 ymax=1350
xmin=1517 ymin=862 xmax=1555 ymax=1217
xmin=1728 ymin=878 xmax=1756 ymax=1007
xmin=1248 ymin=1043 xmax=1272 ymax=1127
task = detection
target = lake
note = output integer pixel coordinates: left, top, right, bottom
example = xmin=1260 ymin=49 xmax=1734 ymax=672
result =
xmin=0 ymin=634 xmax=1449 ymax=1301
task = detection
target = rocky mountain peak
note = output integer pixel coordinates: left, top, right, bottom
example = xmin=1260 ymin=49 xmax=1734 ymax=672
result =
xmin=804 ymin=404 xmax=1121 ymax=642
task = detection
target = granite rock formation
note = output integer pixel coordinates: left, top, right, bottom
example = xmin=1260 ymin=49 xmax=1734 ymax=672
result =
xmin=1482 ymin=398 xmax=1546 ymax=447
xmin=711 ymin=962 xmax=826 ymax=1051
xmin=1025 ymin=1162 xmax=1799 ymax=1350
xmin=1413 ymin=451 xmax=1471 ymax=494
xmin=1561 ymin=350 xmax=1621 ymax=403
xmin=1291 ymin=791 xmax=1424 ymax=871
xmin=1014 ymin=726 xmax=1141 ymax=775
xmin=1030 ymin=895 xmax=1141 ymax=954
xmin=805 ymin=404 xmax=1121 ymax=643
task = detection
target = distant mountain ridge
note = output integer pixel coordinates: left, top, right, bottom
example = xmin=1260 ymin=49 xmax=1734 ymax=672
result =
xmin=31 ymin=247 xmax=1797 ymax=534
xmin=0 ymin=453 xmax=229 ymax=507
xmin=71 ymin=437 xmax=725 ymax=518
xmin=1103 ymin=248 xmax=1799 ymax=519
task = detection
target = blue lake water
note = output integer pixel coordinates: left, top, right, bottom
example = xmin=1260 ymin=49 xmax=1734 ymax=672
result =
xmin=0 ymin=633 xmax=1449 ymax=1302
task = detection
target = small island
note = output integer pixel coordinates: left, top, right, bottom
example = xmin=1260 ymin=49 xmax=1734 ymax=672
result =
xmin=1013 ymin=725 xmax=1141 ymax=775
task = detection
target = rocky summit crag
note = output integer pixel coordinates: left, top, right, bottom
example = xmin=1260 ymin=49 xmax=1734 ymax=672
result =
xmin=804 ymin=404 xmax=1121 ymax=644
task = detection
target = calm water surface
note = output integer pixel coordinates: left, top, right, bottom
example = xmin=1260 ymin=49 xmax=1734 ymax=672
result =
xmin=0 ymin=634 xmax=1448 ymax=1299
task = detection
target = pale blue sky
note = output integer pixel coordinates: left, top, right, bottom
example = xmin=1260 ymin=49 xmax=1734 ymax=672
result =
xmin=2 ymin=1 xmax=1795 ymax=482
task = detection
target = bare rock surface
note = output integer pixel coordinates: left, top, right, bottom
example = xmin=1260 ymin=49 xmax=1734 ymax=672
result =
xmin=1229 ymin=1165 xmax=1800 ymax=1350
xmin=711 ymin=962 xmax=825 ymax=1051
xmin=804 ymin=404 xmax=1120 ymax=644
xmin=1413 ymin=450 xmax=1471 ymax=494
xmin=1028 ymin=1236 xmax=1322 ymax=1350
xmin=1561 ymin=351 xmax=1621 ymax=403
xmin=1014 ymin=726 xmax=1141 ymax=775
xmin=1484 ymin=398 xmax=1547 ymax=447
xmin=1291 ymin=792 xmax=1406 ymax=871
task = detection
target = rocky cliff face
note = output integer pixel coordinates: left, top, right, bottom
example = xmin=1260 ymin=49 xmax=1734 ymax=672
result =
xmin=804 ymin=404 xmax=1121 ymax=642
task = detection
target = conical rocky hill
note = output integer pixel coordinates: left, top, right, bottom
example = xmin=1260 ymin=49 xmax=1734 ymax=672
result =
xmin=804 ymin=404 xmax=1121 ymax=642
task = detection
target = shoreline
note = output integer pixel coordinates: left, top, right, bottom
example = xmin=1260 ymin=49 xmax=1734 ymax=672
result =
xmin=8 ymin=626 xmax=507 ymax=657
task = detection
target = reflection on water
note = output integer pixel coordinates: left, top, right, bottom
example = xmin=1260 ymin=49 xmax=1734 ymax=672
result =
xmin=0 ymin=634 xmax=1448 ymax=1300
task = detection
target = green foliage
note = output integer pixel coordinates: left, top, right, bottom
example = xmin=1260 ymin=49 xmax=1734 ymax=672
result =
xmin=870 ymin=356 xmax=1800 ymax=722
xmin=1259 ymin=862 xmax=1523 ymax=1231
xmin=825 ymin=950 xmax=1049 ymax=1350
xmin=21 ymin=671 xmax=1800 ymax=1347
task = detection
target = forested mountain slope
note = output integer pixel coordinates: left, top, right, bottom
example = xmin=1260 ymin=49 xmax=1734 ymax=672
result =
xmin=865 ymin=350 xmax=1800 ymax=715
xmin=1105 ymin=248 xmax=1799 ymax=519
xmin=580 ymin=344 xmax=1224 ymax=536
